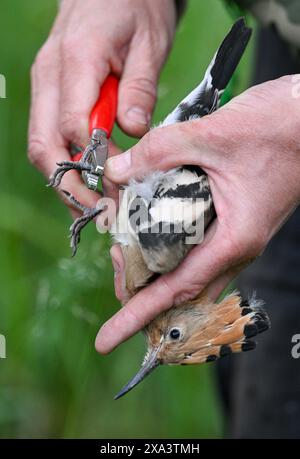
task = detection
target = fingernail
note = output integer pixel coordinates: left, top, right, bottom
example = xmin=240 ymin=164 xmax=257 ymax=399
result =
xmin=105 ymin=150 xmax=132 ymax=177
xmin=126 ymin=107 xmax=150 ymax=126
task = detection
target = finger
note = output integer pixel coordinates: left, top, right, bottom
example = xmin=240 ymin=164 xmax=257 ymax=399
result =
xmin=108 ymin=138 xmax=122 ymax=158
xmin=104 ymin=119 xmax=218 ymax=184
xmin=111 ymin=246 xmax=245 ymax=313
xmin=205 ymin=264 xmax=246 ymax=301
xmin=59 ymin=39 xmax=110 ymax=146
xmin=95 ymin=220 xmax=241 ymax=354
xmin=95 ymin=273 xmax=176 ymax=355
xmin=117 ymin=37 xmax=163 ymax=137
xmin=110 ymin=245 xmax=128 ymax=303
xmin=29 ymin=39 xmax=99 ymax=210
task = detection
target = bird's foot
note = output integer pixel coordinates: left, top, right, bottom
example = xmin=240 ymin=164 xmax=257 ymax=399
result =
xmin=62 ymin=190 xmax=103 ymax=256
xmin=48 ymin=160 xmax=92 ymax=188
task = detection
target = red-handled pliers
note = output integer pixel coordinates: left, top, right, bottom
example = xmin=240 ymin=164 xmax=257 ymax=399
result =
xmin=74 ymin=74 xmax=118 ymax=191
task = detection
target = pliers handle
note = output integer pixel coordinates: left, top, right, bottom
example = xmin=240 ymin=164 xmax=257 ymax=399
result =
xmin=89 ymin=74 xmax=118 ymax=137
xmin=72 ymin=75 xmax=118 ymax=190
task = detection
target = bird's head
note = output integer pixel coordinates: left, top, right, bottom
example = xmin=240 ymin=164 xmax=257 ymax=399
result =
xmin=115 ymin=297 xmax=219 ymax=399
xmin=114 ymin=291 xmax=269 ymax=399
xmin=112 ymin=244 xmax=269 ymax=400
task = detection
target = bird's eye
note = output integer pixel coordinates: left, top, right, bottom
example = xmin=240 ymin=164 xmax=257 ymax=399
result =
xmin=169 ymin=328 xmax=181 ymax=340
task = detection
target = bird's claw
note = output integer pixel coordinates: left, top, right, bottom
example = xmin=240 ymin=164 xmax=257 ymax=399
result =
xmin=62 ymin=190 xmax=103 ymax=256
xmin=48 ymin=160 xmax=93 ymax=188
xmin=69 ymin=208 xmax=102 ymax=256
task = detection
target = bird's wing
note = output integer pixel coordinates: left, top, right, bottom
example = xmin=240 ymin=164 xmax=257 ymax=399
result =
xmin=162 ymin=18 xmax=252 ymax=126
xmin=135 ymin=19 xmax=251 ymax=274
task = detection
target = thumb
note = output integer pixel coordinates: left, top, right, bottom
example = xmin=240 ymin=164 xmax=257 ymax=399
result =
xmin=104 ymin=120 xmax=214 ymax=183
xmin=117 ymin=41 xmax=163 ymax=137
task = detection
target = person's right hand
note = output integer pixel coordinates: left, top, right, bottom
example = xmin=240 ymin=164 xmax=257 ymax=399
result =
xmin=96 ymin=76 xmax=300 ymax=354
xmin=28 ymin=0 xmax=177 ymax=210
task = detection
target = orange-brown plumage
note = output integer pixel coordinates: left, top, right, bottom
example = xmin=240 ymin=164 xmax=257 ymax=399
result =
xmin=114 ymin=246 xmax=270 ymax=399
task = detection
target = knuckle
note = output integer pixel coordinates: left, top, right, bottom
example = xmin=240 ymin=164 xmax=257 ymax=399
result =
xmin=124 ymin=303 xmax=145 ymax=327
xmin=61 ymin=34 xmax=108 ymax=68
xmin=137 ymin=130 xmax=160 ymax=166
xmin=28 ymin=134 xmax=47 ymax=168
xmin=123 ymin=76 xmax=157 ymax=103
xmin=159 ymin=277 xmax=176 ymax=306
xmin=221 ymin=229 xmax=264 ymax=266
xmin=152 ymin=31 xmax=172 ymax=58
xmin=60 ymin=35 xmax=90 ymax=67
xmin=60 ymin=109 xmax=86 ymax=138
xmin=61 ymin=34 xmax=80 ymax=59
xmin=198 ymin=115 xmax=235 ymax=153
xmin=32 ymin=40 xmax=56 ymax=74
xmin=173 ymin=287 xmax=198 ymax=306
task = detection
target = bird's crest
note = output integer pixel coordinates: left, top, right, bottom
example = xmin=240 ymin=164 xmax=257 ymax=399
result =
xmin=115 ymin=293 xmax=270 ymax=399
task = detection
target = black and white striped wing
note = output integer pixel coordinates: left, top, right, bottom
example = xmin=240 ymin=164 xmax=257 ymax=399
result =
xmin=115 ymin=19 xmax=252 ymax=275
xmin=163 ymin=18 xmax=252 ymax=125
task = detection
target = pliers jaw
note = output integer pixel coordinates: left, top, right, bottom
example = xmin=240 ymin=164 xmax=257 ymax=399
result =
xmin=81 ymin=128 xmax=108 ymax=191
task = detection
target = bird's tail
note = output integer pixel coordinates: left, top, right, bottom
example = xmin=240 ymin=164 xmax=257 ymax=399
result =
xmin=162 ymin=18 xmax=252 ymax=126
xmin=180 ymin=293 xmax=270 ymax=364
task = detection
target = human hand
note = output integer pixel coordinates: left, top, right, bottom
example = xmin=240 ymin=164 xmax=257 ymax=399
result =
xmin=28 ymin=0 xmax=177 ymax=210
xmin=96 ymin=75 xmax=300 ymax=353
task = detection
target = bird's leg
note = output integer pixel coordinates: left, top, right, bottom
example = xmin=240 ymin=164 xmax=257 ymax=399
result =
xmin=48 ymin=144 xmax=96 ymax=188
xmin=62 ymin=190 xmax=104 ymax=256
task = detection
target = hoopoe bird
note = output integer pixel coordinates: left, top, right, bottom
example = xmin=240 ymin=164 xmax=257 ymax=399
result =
xmin=49 ymin=19 xmax=271 ymax=399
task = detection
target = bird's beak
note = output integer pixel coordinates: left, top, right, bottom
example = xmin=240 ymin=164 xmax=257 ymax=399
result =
xmin=114 ymin=348 xmax=161 ymax=400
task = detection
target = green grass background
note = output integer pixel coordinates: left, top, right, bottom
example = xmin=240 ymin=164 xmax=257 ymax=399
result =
xmin=0 ymin=0 xmax=253 ymax=438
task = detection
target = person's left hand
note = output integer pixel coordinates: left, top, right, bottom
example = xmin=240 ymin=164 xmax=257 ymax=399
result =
xmin=28 ymin=0 xmax=177 ymax=214
xmin=95 ymin=75 xmax=300 ymax=354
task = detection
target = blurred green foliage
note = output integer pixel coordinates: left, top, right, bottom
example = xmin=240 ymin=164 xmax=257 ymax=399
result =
xmin=0 ymin=0 xmax=252 ymax=438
